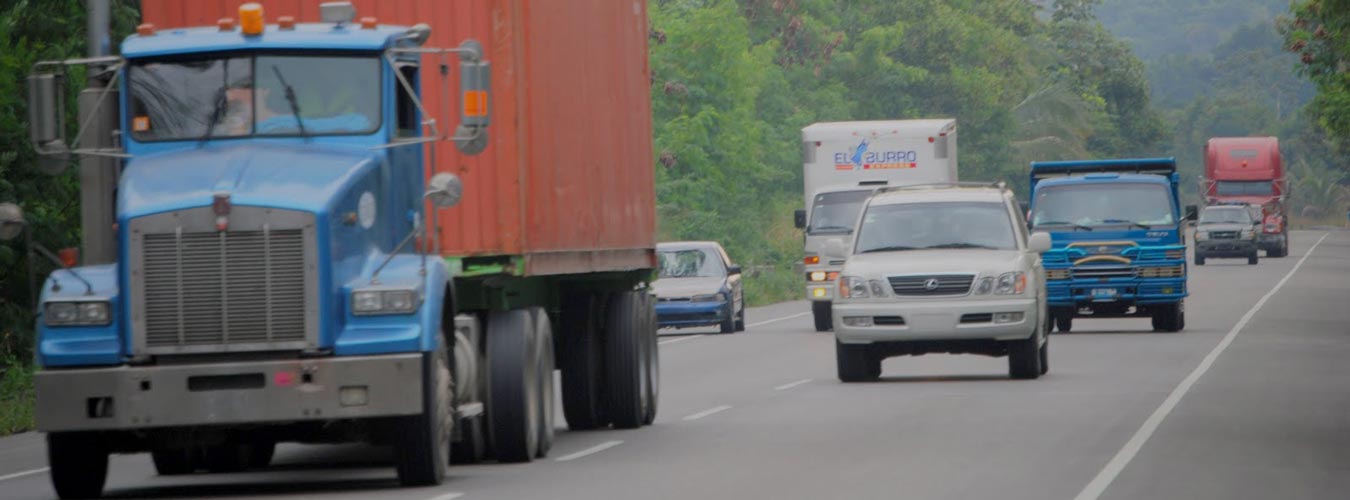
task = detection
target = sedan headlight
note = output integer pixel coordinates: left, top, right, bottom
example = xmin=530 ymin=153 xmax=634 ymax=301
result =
xmin=995 ymin=272 xmax=1027 ymax=295
xmin=690 ymin=293 xmax=726 ymax=302
xmin=351 ymin=288 xmax=421 ymax=316
xmin=44 ymin=300 xmax=113 ymax=326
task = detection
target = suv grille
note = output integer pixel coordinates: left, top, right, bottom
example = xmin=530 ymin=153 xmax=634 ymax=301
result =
xmin=888 ymin=275 xmax=975 ymax=296
xmin=1209 ymin=231 xmax=1238 ymax=240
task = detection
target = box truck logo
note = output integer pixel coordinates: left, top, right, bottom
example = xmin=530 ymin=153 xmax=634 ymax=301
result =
xmin=833 ymin=139 xmax=918 ymax=171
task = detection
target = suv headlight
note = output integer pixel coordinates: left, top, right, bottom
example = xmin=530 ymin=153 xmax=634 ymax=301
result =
xmin=1241 ymin=228 xmax=1256 ymax=239
xmin=1194 ymin=231 xmax=1209 ymax=241
xmin=690 ymin=293 xmax=726 ymax=302
xmin=44 ymin=300 xmax=113 ymax=326
xmin=351 ymin=287 xmax=421 ymax=315
xmin=840 ymin=276 xmax=868 ymax=299
xmin=995 ymin=272 xmax=1026 ymax=295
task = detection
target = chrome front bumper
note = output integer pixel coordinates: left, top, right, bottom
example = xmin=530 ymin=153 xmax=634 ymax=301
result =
xmin=35 ymin=353 xmax=424 ymax=432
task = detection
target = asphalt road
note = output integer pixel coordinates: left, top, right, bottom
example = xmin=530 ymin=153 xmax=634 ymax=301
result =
xmin=1 ymin=230 xmax=1347 ymax=500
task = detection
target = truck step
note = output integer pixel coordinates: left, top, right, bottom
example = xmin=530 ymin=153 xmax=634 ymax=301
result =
xmin=456 ymin=402 xmax=484 ymax=418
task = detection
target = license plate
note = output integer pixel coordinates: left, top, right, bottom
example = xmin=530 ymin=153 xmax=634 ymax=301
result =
xmin=1091 ymin=288 xmax=1118 ymax=301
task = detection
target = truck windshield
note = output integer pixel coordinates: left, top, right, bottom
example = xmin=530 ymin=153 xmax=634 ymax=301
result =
xmin=808 ymin=190 xmax=873 ymax=234
xmin=855 ymin=202 xmax=1016 ymax=253
xmin=1215 ymin=181 xmax=1274 ymax=196
xmin=658 ymin=248 xmax=726 ymax=278
xmin=128 ymin=54 xmax=381 ymax=141
xmin=1199 ymin=208 xmax=1252 ymax=224
xmin=1031 ymin=183 xmax=1175 ymax=230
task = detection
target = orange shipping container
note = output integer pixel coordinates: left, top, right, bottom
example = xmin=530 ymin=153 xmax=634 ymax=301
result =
xmin=140 ymin=0 xmax=657 ymax=276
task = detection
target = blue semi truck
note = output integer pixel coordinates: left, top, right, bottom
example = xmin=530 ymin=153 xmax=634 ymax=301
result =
xmin=1027 ymin=158 xmax=1195 ymax=333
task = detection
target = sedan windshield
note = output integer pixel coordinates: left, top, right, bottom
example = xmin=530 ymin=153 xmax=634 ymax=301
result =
xmin=808 ymin=190 xmax=873 ymax=234
xmin=128 ymin=54 xmax=381 ymax=141
xmin=1031 ymin=183 xmax=1175 ymax=230
xmin=1199 ymin=208 xmax=1252 ymax=224
xmin=658 ymin=248 xmax=725 ymax=278
xmin=855 ymin=202 xmax=1017 ymax=253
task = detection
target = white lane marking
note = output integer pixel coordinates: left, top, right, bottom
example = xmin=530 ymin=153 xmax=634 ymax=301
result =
xmin=426 ymin=493 xmax=465 ymax=500
xmin=747 ymin=311 xmax=811 ymax=329
xmin=682 ymin=405 xmax=733 ymax=421
xmin=554 ymin=440 xmax=624 ymax=462
xmin=657 ymin=334 xmax=704 ymax=346
xmin=1073 ymin=232 xmax=1329 ymax=500
xmin=774 ymin=378 xmax=813 ymax=391
xmin=0 ymin=467 xmax=49 ymax=483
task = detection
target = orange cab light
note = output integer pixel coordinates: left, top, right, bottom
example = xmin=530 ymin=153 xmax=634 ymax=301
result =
xmin=804 ymin=255 xmax=820 ymax=265
xmin=239 ymin=3 xmax=265 ymax=36
xmin=218 ymin=17 xmax=236 ymax=31
xmin=827 ymin=271 xmax=839 ymax=281
xmin=136 ymin=23 xmax=156 ymax=36
xmin=277 ymin=16 xmax=296 ymax=30
xmin=359 ymin=16 xmax=378 ymax=30
xmin=58 ymin=248 xmax=79 ymax=268
xmin=463 ymin=90 xmax=489 ymax=117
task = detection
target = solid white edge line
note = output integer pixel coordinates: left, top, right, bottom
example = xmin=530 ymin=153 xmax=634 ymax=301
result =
xmin=747 ymin=311 xmax=811 ymax=329
xmin=0 ymin=467 xmax=49 ymax=483
xmin=682 ymin=405 xmax=733 ymax=421
xmin=1072 ymin=232 xmax=1329 ymax=500
xmin=774 ymin=378 xmax=813 ymax=391
xmin=554 ymin=440 xmax=624 ymax=462
xmin=657 ymin=334 xmax=704 ymax=346
xmin=425 ymin=493 xmax=465 ymax=500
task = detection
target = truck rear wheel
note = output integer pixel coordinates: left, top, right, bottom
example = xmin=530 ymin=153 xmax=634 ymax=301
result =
xmin=560 ymin=294 xmax=608 ymax=430
xmin=835 ymin=340 xmax=880 ymax=382
xmin=487 ymin=308 xmax=541 ymax=462
xmin=203 ymin=444 xmax=252 ymax=473
xmin=394 ymin=341 xmax=451 ymax=486
xmin=529 ymin=307 xmax=556 ymax=458
xmin=641 ymin=292 xmax=660 ymax=426
xmin=812 ymin=301 xmax=832 ymax=332
xmin=48 ymin=432 xmax=108 ymax=499
xmin=151 ymin=447 xmax=197 ymax=475
xmin=605 ymin=291 xmax=647 ymax=429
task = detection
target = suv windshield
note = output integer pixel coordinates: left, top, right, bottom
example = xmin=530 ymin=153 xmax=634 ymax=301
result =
xmin=855 ymin=201 xmax=1016 ymax=253
xmin=1199 ymin=208 xmax=1252 ymax=224
xmin=808 ymin=190 xmax=873 ymax=234
xmin=1031 ymin=182 xmax=1175 ymax=230
xmin=128 ymin=54 xmax=381 ymax=141
xmin=658 ymin=248 xmax=725 ymax=278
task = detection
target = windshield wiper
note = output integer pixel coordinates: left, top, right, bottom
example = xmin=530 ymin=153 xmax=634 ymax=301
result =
xmin=859 ymin=245 xmax=918 ymax=253
xmin=271 ymin=65 xmax=307 ymax=137
xmin=197 ymin=87 xmax=227 ymax=146
xmin=1034 ymin=221 xmax=1093 ymax=232
xmin=1102 ymin=219 xmax=1151 ymax=230
xmin=924 ymin=243 xmax=1000 ymax=250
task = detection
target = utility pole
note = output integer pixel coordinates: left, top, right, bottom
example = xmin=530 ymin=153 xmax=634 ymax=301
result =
xmin=78 ymin=0 xmax=118 ymax=264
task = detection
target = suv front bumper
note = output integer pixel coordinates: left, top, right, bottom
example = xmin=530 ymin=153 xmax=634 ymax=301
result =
xmin=1197 ymin=239 xmax=1257 ymax=257
xmin=35 ymin=353 xmax=424 ymax=432
xmin=833 ymin=297 xmax=1039 ymax=344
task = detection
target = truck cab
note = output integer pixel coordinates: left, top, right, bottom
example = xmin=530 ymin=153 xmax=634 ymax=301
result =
xmin=1028 ymin=158 xmax=1192 ymax=333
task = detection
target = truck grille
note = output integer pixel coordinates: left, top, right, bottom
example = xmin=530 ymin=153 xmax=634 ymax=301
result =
xmin=1072 ymin=265 xmax=1137 ymax=279
xmin=130 ymin=207 xmax=317 ymax=355
xmin=888 ymin=275 xmax=974 ymax=296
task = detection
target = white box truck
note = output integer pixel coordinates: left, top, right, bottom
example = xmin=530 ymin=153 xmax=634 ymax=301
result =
xmin=795 ymin=119 xmax=958 ymax=331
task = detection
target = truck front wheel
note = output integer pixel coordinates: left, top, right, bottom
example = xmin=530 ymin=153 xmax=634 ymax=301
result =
xmin=1152 ymin=302 xmax=1184 ymax=333
xmin=48 ymin=432 xmax=108 ymax=499
xmin=812 ymin=301 xmax=832 ymax=332
xmin=394 ymin=341 xmax=451 ymax=485
xmin=1054 ymin=312 xmax=1073 ymax=333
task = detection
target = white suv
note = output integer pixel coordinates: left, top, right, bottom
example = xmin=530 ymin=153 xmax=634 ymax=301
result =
xmin=826 ymin=184 xmax=1052 ymax=382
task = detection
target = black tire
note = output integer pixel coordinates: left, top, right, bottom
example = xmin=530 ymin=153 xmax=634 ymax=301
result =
xmin=641 ymin=292 xmax=660 ymax=426
xmin=151 ymin=447 xmax=197 ymax=475
xmin=559 ymin=293 xmax=608 ymax=431
xmin=450 ymin=414 xmax=486 ymax=464
xmin=530 ymin=307 xmax=556 ymax=458
xmin=249 ymin=441 xmax=275 ymax=469
xmin=487 ymin=308 xmax=540 ymax=463
xmin=1008 ymin=331 xmax=1042 ymax=380
xmin=1152 ymin=302 xmax=1184 ymax=333
xmin=1248 ymin=252 xmax=1259 ymax=265
xmin=1055 ymin=312 xmax=1072 ymax=333
xmin=1195 ymin=254 xmax=1206 ymax=266
xmin=812 ymin=301 xmax=832 ymax=332
xmin=48 ymin=432 xmax=107 ymax=499
xmin=394 ymin=341 xmax=451 ymax=486
xmin=1151 ymin=312 xmax=1165 ymax=332
xmin=719 ymin=300 xmax=736 ymax=334
xmin=835 ymin=340 xmax=880 ymax=382
xmin=605 ymin=290 xmax=647 ymax=429
xmin=203 ymin=444 xmax=252 ymax=473
xmin=734 ymin=301 xmax=746 ymax=332
xmin=1039 ymin=337 xmax=1050 ymax=375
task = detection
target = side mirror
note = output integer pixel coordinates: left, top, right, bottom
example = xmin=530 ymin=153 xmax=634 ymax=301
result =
xmin=1184 ymin=204 xmax=1198 ymax=221
xmin=727 ymin=264 xmax=742 ymax=275
xmin=1028 ymin=232 xmax=1052 ymax=254
xmin=824 ymin=238 xmax=848 ymax=259
xmin=0 ymin=203 xmax=27 ymax=241
xmin=27 ymin=73 xmax=74 ymax=175
xmin=425 ymin=172 xmax=464 ymax=208
xmin=793 ymin=209 xmax=806 ymax=229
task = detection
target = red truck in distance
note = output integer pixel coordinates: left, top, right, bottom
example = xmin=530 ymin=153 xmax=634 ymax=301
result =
xmin=1202 ymin=137 xmax=1289 ymax=257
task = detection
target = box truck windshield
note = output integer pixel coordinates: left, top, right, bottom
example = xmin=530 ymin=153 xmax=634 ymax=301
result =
xmin=1030 ymin=183 xmax=1175 ymax=230
xmin=809 ymin=189 xmax=872 ymax=234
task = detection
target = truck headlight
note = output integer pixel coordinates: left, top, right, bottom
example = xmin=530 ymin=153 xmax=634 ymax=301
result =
xmin=690 ymin=293 xmax=725 ymax=302
xmin=995 ymin=272 xmax=1026 ymax=295
xmin=44 ymin=300 xmax=113 ymax=326
xmin=840 ymin=276 xmax=869 ymax=299
xmin=351 ymin=288 xmax=421 ymax=315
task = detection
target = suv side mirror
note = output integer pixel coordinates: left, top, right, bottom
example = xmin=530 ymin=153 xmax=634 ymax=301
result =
xmin=793 ymin=209 xmax=806 ymax=229
xmin=824 ymin=238 xmax=848 ymax=259
xmin=727 ymin=264 xmax=742 ymax=275
xmin=1028 ymin=232 xmax=1052 ymax=254
xmin=1184 ymin=204 xmax=1198 ymax=221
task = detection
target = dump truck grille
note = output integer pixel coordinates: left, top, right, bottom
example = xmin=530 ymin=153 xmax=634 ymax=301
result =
xmin=1071 ymin=265 xmax=1137 ymax=279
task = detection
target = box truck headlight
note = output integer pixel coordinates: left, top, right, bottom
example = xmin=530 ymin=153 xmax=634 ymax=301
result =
xmin=44 ymin=300 xmax=112 ymax=326
xmin=351 ymin=288 xmax=421 ymax=315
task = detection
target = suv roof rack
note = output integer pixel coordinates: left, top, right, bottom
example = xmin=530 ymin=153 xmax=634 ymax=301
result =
xmin=874 ymin=181 xmax=1008 ymax=194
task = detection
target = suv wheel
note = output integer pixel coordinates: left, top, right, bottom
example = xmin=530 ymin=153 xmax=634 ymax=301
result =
xmin=1008 ymin=332 xmax=1041 ymax=380
xmin=835 ymin=340 xmax=880 ymax=382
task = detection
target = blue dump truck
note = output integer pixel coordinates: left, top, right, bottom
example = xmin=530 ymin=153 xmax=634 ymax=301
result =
xmin=1027 ymin=158 xmax=1195 ymax=333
